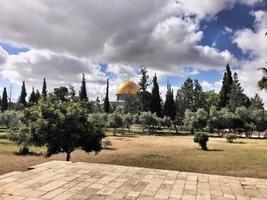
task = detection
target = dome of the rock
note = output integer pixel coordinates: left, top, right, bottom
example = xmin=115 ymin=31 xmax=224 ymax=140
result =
xmin=116 ymin=80 xmax=139 ymax=95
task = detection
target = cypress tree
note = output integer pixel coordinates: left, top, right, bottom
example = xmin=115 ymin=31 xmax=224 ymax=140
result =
xmin=42 ymin=78 xmax=47 ymax=98
xmin=103 ymin=79 xmax=110 ymax=113
xmin=79 ymin=73 xmax=88 ymax=101
xmin=35 ymin=90 xmax=40 ymax=102
xmin=1 ymin=88 xmax=8 ymax=112
xmin=164 ymin=82 xmax=176 ymax=120
xmin=19 ymin=81 xmax=27 ymax=106
xmin=150 ymin=74 xmax=162 ymax=117
xmin=219 ymin=64 xmax=233 ymax=108
xmin=164 ymin=82 xmax=179 ymax=134
xmin=229 ymin=72 xmax=245 ymax=111
xmin=29 ymin=87 xmax=37 ymax=103
xmin=193 ymin=79 xmax=207 ymax=111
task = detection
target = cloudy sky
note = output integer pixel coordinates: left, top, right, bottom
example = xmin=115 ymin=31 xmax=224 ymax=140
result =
xmin=0 ymin=0 xmax=266 ymax=104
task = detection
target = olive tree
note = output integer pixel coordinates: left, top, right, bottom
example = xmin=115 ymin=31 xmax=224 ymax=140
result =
xmin=123 ymin=113 xmax=134 ymax=133
xmin=88 ymin=113 xmax=108 ymax=131
xmin=139 ymin=112 xmax=159 ymax=134
xmin=107 ymin=112 xmax=124 ymax=135
xmin=11 ymin=97 xmax=104 ymax=161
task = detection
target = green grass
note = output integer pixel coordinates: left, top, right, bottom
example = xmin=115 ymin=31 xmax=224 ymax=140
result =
xmin=0 ymin=139 xmax=46 ymax=155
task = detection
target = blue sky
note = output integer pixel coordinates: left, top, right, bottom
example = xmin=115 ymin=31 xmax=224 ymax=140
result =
xmin=0 ymin=0 xmax=266 ymax=103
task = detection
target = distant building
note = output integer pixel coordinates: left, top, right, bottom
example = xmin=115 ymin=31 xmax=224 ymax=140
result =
xmin=110 ymin=80 xmax=139 ymax=108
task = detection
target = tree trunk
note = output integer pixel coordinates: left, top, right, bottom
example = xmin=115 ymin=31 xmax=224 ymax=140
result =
xmin=173 ymin=122 xmax=179 ymax=135
xmin=66 ymin=151 xmax=71 ymax=161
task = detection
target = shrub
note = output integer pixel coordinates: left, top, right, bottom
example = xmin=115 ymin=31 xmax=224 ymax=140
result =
xmin=11 ymin=97 xmax=105 ymax=161
xmin=0 ymin=110 xmax=21 ymax=129
xmin=193 ymin=133 xmax=209 ymax=150
xmin=225 ymin=133 xmax=238 ymax=143
xmin=107 ymin=112 xmax=123 ymax=135
xmin=139 ymin=112 xmax=159 ymax=134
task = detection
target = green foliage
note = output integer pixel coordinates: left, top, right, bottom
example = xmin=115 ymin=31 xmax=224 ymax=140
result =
xmin=53 ymin=87 xmax=69 ymax=101
xmin=193 ymin=80 xmax=207 ymax=111
xmin=256 ymin=120 xmax=267 ymax=132
xmin=150 ymin=74 xmax=162 ymax=117
xmin=139 ymin=112 xmax=159 ymax=133
xmin=29 ymin=87 xmax=37 ymax=104
xmin=107 ymin=112 xmax=123 ymax=134
xmin=257 ymin=67 xmax=267 ymax=90
xmin=88 ymin=113 xmax=108 ymax=131
xmin=183 ymin=108 xmax=208 ymax=133
xmin=68 ymin=85 xmax=76 ymax=100
xmin=219 ymin=64 xmax=233 ymax=108
xmin=103 ymin=79 xmax=110 ymax=113
xmin=42 ymin=78 xmax=47 ymax=98
xmin=11 ymin=97 xmax=104 ymax=161
xmin=1 ymin=87 xmax=8 ymax=112
xmin=18 ymin=81 xmax=27 ymax=106
xmin=183 ymin=109 xmax=196 ymax=133
xmin=79 ymin=73 xmax=88 ymax=101
xmin=205 ymin=90 xmax=220 ymax=108
xmin=138 ymin=66 xmax=151 ymax=112
xmin=123 ymin=113 xmax=134 ymax=133
xmin=193 ymin=133 xmax=209 ymax=150
xmin=176 ymin=78 xmax=207 ymax=123
xmin=229 ymin=73 xmax=249 ymax=111
xmin=123 ymin=94 xmax=141 ymax=114
xmin=35 ymin=90 xmax=41 ymax=102
xmin=195 ymin=109 xmax=209 ymax=129
xmin=164 ymin=83 xmax=176 ymax=121
xmin=161 ymin=116 xmax=172 ymax=133
xmin=225 ymin=133 xmax=238 ymax=143
xmin=250 ymin=94 xmax=264 ymax=109
xmin=0 ymin=110 xmax=21 ymax=129
xmin=94 ymin=97 xmax=102 ymax=113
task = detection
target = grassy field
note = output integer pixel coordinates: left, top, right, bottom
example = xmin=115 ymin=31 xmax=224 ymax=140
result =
xmin=0 ymin=135 xmax=267 ymax=178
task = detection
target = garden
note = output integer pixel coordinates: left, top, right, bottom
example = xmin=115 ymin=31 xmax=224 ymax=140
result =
xmin=0 ymin=65 xmax=266 ymax=178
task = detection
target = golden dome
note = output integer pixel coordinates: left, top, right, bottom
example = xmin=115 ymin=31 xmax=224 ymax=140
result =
xmin=116 ymin=80 xmax=140 ymax=95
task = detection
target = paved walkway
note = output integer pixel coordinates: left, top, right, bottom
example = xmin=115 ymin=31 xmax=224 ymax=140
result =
xmin=0 ymin=161 xmax=266 ymax=200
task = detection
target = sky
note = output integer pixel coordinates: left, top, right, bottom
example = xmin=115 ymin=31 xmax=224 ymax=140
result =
xmin=0 ymin=0 xmax=266 ymax=104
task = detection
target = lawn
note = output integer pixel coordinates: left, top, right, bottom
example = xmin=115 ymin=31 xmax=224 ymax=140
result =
xmin=0 ymin=135 xmax=267 ymax=178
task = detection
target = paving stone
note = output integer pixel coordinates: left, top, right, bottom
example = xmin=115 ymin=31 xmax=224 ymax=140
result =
xmin=0 ymin=161 xmax=266 ymax=199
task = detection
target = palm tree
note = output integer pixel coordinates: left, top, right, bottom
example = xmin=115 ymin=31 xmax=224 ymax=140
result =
xmin=258 ymin=67 xmax=267 ymax=90
xmin=257 ymin=32 xmax=267 ymax=90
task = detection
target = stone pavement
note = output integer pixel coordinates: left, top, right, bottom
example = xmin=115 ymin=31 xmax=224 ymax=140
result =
xmin=0 ymin=161 xmax=266 ymax=200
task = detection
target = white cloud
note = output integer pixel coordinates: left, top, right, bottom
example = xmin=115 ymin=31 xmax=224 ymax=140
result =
xmin=233 ymin=10 xmax=267 ymax=104
xmin=238 ymin=0 xmax=263 ymax=6
xmin=0 ymin=0 xmax=264 ymax=104
xmin=224 ymin=26 xmax=233 ymax=34
xmin=0 ymin=47 xmax=8 ymax=65
xmin=201 ymin=81 xmax=222 ymax=92
xmin=176 ymin=0 xmax=235 ymax=20
xmin=1 ymin=50 xmax=107 ymax=100
xmin=0 ymin=0 xmax=236 ymax=76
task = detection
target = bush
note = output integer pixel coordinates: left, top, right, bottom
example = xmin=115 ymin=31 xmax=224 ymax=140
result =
xmin=193 ymin=133 xmax=209 ymax=150
xmin=107 ymin=112 xmax=123 ymax=135
xmin=225 ymin=133 xmax=238 ymax=143
xmin=0 ymin=110 xmax=21 ymax=129
xmin=11 ymin=97 xmax=105 ymax=161
xmin=139 ymin=112 xmax=159 ymax=134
